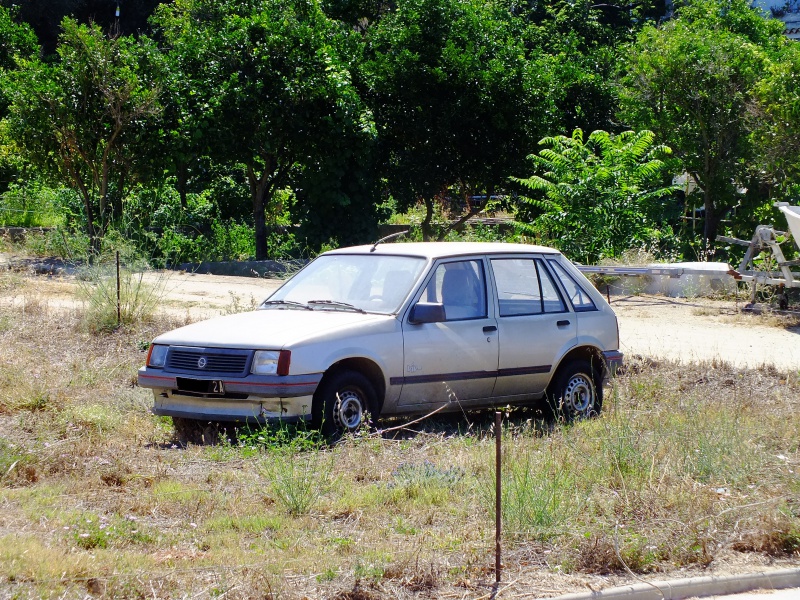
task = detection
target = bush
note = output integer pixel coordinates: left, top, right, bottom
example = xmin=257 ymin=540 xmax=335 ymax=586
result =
xmin=77 ymin=264 xmax=167 ymax=332
xmin=0 ymin=181 xmax=71 ymax=228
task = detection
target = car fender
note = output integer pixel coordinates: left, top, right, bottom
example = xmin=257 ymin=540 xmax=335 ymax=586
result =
xmin=288 ymin=325 xmax=403 ymax=410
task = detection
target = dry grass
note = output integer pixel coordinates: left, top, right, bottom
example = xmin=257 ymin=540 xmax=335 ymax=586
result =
xmin=1 ymin=271 xmax=800 ymax=598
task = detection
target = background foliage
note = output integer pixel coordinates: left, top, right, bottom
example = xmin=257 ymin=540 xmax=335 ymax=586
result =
xmin=1 ymin=0 xmax=798 ymax=263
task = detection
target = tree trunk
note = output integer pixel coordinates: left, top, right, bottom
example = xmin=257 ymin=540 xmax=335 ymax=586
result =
xmin=437 ymin=185 xmax=492 ymax=241
xmin=75 ymin=178 xmax=101 ymax=260
xmin=248 ymin=164 xmax=270 ymax=261
xmin=421 ymin=197 xmax=435 ymax=241
xmin=112 ymin=169 xmax=124 ymax=220
xmin=177 ymin=162 xmax=188 ymax=209
xmin=83 ymin=199 xmax=101 ymax=260
xmin=702 ymin=189 xmax=720 ymax=257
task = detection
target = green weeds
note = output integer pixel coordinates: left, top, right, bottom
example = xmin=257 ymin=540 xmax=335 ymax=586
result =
xmin=496 ymin=441 xmax=584 ymax=541
xmin=237 ymin=421 xmax=325 ymax=454
xmin=76 ymin=265 xmax=167 ymax=332
xmin=0 ymin=438 xmax=36 ymax=486
xmin=256 ymin=448 xmax=335 ymax=516
xmin=0 ymin=278 xmax=799 ymax=597
xmin=67 ymin=512 xmax=154 ymax=550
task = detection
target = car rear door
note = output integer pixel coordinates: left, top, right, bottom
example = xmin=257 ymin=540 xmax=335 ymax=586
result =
xmin=489 ymin=255 xmax=577 ymax=399
xmin=397 ymin=258 xmax=499 ymax=407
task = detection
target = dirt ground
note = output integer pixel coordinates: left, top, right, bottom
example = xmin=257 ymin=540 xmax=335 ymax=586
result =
xmin=3 ymin=264 xmax=799 ymax=373
xmin=153 ymin=271 xmax=800 ymax=373
xmin=2 ymin=261 xmax=800 ymax=597
xmin=610 ymin=294 xmax=800 ymax=373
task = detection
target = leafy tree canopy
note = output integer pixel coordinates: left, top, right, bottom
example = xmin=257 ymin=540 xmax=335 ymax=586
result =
xmin=4 ymin=19 xmax=161 ymax=251
xmin=1 ymin=0 xmax=163 ymax=54
xmin=0 ymin=5 xmax=37 ymax=114
xmin=153 ymin=0 xmax=379 ymax=257
xmin=514 ymin=129 xmax=677 ymax=263
xmin=752 ymin=42 xmax=800 ymax=198
xmin=619 ymin=0 xmax=785 ymax=248
xmin=362 ymin=0 xmax=556 ymax=239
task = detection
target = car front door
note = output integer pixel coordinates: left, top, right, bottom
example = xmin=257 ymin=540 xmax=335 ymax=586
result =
xmin=397 ymin=258 xmax=498 ymax=408
xmin=489 ymin=256 xmax=577 ymax=400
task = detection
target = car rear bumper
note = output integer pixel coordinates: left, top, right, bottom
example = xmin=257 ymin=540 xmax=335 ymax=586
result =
xmin=602 ymin=350 xmax=624 ymax=377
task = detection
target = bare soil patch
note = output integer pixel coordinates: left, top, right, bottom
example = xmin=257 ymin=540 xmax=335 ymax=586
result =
xmin=611 ymin=294 xmax=800 ymax=373
xmin=4 ymin=265 xmax=799 ymax=372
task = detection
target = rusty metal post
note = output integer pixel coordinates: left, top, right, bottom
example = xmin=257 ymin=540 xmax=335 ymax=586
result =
xmin=116 ymin=250 xmax=121 ymax=327
xmin=495 ymin=410 xmax=502 ymax=583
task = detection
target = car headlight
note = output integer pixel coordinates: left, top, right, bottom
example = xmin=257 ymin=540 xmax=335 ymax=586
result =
xmin=147 ymin=344 xmax=168 ymax=368
xmin=252 ymin=350 xmax=291 ymax=376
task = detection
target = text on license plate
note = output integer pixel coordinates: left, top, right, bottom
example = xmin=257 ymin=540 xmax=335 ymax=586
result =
xmin=175 ymin=377 xmax=226 ymax=395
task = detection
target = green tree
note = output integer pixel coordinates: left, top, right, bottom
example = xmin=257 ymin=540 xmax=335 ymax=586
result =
xmin=0 ymin=5 xmax=37 ymax=108
xmin=154 ymin=0 xmax=377 ymax=258
xmin=515 ymin=0 xmax=669 ymax=135
xmin=2 ymin=0 xmax=162 ymax=55
xmin=0 ymin=6 xmax=38 ymax=197
xmin=752 ymin=42 xmax=800 ymax=198
xmin=513 ymin=129 xmax=677 ymax=264
xmin=619 ymin=0 xmax=785 ymax=249
xmin=362 ymin=0 xmax=556 ymax=240
xmin=4 ymin=19 xmax=160 ymax=252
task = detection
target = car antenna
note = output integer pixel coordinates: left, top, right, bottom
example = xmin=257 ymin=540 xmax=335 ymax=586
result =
xmin=370 ymin=230 xmax=409 ymax=252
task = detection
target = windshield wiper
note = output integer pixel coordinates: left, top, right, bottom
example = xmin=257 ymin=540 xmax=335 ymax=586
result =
xmin=261 ymin=300 xmax=312 ymax=310
xmin=307 ymin=299 xmax=366 ymax=313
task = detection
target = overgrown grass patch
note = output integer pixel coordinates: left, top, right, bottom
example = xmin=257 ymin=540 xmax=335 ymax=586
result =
xmin=76 ymin=265 xmax=169 ymax=332
xmin=1 ymin=268 xmax=800 ymax=597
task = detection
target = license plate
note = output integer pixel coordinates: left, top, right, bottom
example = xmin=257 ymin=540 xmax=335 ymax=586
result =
xmin=176 ymin=377 xmax=226 ymax=395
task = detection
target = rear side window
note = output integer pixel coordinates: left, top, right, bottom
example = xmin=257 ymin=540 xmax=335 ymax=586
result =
xmin=491 ymin=258 xmax=566 ymax=316
xmin=548 ymin=260 xmax=597 ymax=312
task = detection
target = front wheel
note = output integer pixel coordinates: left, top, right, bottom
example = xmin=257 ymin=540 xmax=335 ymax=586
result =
xmin=314 ymin=370 xmax=378 ymax=439
xmin=547 ymin=359 xmax=601 ymax=421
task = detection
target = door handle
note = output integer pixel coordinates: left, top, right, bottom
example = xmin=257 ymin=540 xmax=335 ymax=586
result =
xmin=483 ymin=325 xmax=497 ymax=333
xmin=557 ymin=320 xmax=571 ymax=327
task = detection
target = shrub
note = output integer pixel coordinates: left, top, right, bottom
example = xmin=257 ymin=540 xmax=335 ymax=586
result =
xmin=77 ymin=265 xmax=167 ymax=332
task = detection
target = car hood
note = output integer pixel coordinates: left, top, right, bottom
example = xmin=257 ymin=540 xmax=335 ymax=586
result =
xmin=153 ymin=308 xmax=392 ymax=349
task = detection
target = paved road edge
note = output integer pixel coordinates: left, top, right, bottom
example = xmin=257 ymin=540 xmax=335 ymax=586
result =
xmin=549 ymin=567 xmax=800 ymax=600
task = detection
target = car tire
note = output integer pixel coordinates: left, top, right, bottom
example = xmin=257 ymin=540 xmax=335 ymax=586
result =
xmin=315 ymin=370 xmax=377 ymax=439
xmin=547 ymin=359 xmax=601 ymax=421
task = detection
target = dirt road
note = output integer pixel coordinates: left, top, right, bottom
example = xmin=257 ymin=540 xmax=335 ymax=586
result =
xmin=610 ymin=294 xmax=800 ymax=373
xmin=147 ymin=271 xmax=800 ymax=374
xmin=4 ymin=265 xmax=798 ymax=374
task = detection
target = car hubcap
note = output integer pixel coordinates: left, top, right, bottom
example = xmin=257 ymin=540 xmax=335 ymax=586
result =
xmin=334 ymin=389 xmax=364 ymax=431
xmin=563 ymin=374 xmax=594 ymax=415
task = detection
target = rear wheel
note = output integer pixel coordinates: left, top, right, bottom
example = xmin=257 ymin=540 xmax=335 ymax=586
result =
xmin=547 ymin=359 xmax=601 ymax=421
xmin=315 ymin=370 xmax=378 ymax=439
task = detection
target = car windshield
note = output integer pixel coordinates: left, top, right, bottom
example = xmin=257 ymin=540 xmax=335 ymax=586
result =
xmin=263 ymin=253 xmax=426 ymax=315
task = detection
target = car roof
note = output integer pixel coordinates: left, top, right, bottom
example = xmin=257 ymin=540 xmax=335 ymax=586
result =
xmin=323 ymin=241 xmax=562 ymax=260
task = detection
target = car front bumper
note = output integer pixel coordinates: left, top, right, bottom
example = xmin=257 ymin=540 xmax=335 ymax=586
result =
xmin=138 ymin=367 xmax=323 ymax=423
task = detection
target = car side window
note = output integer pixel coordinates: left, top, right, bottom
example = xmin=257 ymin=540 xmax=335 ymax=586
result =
xmin=491 ymin=258 xmax=566 ymax=316
xmin=492 ymin=258 xmax=542 ymax=316
xmin=424 ymin=259 xmax=487 ymax=321
xmin=548 ymin=259 xmax=597 ymax=312
xmin=536 ymin=259 xmax=568 ymax=313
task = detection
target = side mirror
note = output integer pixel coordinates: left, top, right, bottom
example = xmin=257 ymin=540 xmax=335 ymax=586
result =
xmin=409 ymin=302 xmax=446 ymax=324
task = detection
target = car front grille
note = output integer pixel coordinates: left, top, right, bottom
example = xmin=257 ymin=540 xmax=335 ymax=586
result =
xmin=166 ymin=347 xmax=251 ymax=375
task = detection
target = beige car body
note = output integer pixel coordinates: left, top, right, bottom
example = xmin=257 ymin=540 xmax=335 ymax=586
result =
xmin=138 ymin=242 xmax=622 ymax=426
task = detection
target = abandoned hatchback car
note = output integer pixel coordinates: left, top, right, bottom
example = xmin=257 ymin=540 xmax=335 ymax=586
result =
xmin=138 ymin=242 xmax=623 ymax=436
